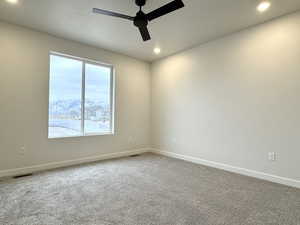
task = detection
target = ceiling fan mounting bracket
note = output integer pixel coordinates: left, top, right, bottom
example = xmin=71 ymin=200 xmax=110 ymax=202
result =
xmin=135 ymin=0 xmax=146 ymax=7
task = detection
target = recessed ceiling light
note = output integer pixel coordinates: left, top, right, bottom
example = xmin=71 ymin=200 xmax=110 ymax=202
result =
xmin=6 ymin=0 xmax=18 ymax=4
xmin=257 ymin=1 xmax=271 ymax=12
xmin=154 ymin=48 xmax=161 ymax=55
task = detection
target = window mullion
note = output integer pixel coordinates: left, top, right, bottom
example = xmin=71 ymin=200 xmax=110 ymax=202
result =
xmin=110 ymin=67 xmax=114 ymax=134
xmin=81 ymin=62 xmax=86 ymax=135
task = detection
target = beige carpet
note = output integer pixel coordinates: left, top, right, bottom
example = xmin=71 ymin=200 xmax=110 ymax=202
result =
xmin=0 ymin=153 xmax=299 ymax=225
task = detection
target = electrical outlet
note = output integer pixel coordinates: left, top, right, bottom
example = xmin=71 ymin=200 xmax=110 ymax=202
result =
xmin=19 ymin=146 xmax=26 ymax=155
xmin=171 ymin=138 xmax=177 ymax=144
xmin=128 ymin=136 xmax=136 ymax=145
xmin=268 ymin=152 xmax=276 ymax=161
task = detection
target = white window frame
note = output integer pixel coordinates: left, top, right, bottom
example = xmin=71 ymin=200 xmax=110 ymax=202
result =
xmin=48 ymin=51 xmax=115 ymax=139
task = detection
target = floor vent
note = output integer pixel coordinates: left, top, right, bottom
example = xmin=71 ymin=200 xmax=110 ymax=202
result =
xmin=130 ymin=154 xmax=141 ymax=158
xmin=13 ymin=173 xmax=33 ymax=179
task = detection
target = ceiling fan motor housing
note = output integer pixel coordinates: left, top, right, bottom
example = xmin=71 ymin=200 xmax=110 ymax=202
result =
xmin=134 ymin=11 xmax=148 ymax=28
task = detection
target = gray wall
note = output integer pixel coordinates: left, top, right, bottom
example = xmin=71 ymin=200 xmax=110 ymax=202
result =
xmin=151 ymin=12 xmax=300 ymax=181
xmin=0 ymin=22 xmax=151 ymax=171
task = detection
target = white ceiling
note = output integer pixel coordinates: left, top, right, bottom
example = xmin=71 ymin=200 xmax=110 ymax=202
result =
xmin=0 ymin=0 xmax=300 ymax=62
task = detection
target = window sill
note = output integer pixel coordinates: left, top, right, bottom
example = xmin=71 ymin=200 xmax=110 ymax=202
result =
xmin=48 ymin=132 xmax=114 ymax=140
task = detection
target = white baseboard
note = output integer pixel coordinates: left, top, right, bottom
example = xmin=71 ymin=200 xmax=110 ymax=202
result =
xmin=150 ymin=149 xmax=300 ymax=189
xmin=2 ymin=147 xmax=299 ymax=189
xmin=0 ymin=148 xmax=150 ymax=179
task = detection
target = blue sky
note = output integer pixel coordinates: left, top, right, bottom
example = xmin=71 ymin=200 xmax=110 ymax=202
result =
xmin=49 ymin=55 xmax=110 ymax=104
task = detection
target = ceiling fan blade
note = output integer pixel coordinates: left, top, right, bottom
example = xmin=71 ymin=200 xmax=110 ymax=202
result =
xmin=93 ymin=8 xmax=134 ymax=21
xmin=138 ymin=26 xmax=151 ymax=41
xmin=147 ymin=0 xmax=184 ymax=21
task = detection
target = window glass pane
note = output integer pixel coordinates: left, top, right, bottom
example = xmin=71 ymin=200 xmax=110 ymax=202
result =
xmin=84 ymin=63 xmax=111 ymax=134
xmin=48 ymin=55 xmax=83 ymax=138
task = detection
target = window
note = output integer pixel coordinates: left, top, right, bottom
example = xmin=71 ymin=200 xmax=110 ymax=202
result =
xmin=48 ymin=53 xmax=114 ymax=138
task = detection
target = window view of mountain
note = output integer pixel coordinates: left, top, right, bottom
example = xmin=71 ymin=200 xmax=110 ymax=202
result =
xmin=48 ymin=54 xmax=112 ymax=138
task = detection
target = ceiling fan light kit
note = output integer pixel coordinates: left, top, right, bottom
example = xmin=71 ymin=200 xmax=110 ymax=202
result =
xmin=93 ymin=0 xmax=185 ymax=42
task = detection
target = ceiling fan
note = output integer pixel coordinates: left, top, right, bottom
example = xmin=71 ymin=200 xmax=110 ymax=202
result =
xmin=93 ymin=0 xmax=185 ymax=42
